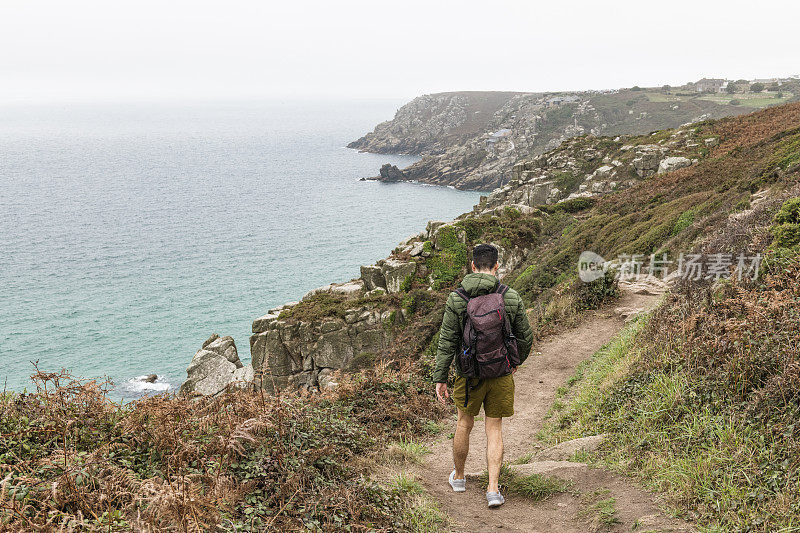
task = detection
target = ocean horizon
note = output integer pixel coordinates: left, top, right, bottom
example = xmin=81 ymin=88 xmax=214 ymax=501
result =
xmin=0 ymin=99 xmax=482 ymax=398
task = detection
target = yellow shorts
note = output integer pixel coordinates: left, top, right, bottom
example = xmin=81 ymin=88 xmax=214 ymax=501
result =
xmin=452 ymin=374 xmax=515 ymax=418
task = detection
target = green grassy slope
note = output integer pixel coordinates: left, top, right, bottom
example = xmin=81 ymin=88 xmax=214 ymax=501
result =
xmin=542 ymin=199 xmax=800 ymax=531
xmin=506 ymin=102 xmax=800 ymax=324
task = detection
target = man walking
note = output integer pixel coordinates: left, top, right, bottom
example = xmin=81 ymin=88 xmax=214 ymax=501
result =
xmin=433 ymin=244 xmax=534 ymax=508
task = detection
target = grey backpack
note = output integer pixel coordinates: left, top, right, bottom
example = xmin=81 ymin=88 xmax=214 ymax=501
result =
xmin=454 ymin=284 xmax=520 ymax=406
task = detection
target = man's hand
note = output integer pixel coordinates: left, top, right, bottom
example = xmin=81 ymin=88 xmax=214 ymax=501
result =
xmin=435 ymin=382 xmax=450 ymax=404
xmin=512 ymin=366 xmax=518 ymax=374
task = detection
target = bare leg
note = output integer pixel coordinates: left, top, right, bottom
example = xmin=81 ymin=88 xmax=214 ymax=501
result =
xmin=453 ymin=409 xmax=474 ymax=479
xmin=485 ymin=416 xmax=503 ymax=493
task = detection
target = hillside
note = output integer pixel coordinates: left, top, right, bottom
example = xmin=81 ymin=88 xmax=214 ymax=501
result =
xmin=349 ymin=83 xmax=800 ymax=190
xmin=2 ymin=103 xmax=800 ymax=531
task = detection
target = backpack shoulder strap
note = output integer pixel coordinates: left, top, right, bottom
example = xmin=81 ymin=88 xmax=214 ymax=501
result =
xmin=495 ymin=284 xmax=509 ymax=296
xmin=454 ymin=287 xmax=471 ymax=302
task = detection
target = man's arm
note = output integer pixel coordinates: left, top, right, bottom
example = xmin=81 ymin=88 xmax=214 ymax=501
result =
xmin=433 ymin=292 xmax=461 ymax=383
xmin=511 ymin=293 xmax=534 ymax=365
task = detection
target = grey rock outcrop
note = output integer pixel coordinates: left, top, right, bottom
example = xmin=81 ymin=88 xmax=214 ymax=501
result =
xmin=360 ymin=259 xmax=416 ymax=293
xmin=180 ymin=335 xmax=254 ymax=396
xmin=360 ymin=265 xmax=386 ymax=291
xmin=348 ymin=88 xmax=759 ymax=190
xmin=426 ymin=220 xmax=447 ymax=237
xmin=480 ymin=128 xmax=712 ymax=211
xmin=491 ymin=242 xmax=528 ymax=278
xmin=658 ymin=156 xmax=692 ymax=174
xmin=377 ymin=163 xmax=408 ymax=182
xmin=632 ymin=145 xmax=666 ymax=177
xmin=317 ymin=368 xmax=339 ymax=391
xmin=250 ymin=304 xmax=400 ymax=392
xmin=303 ymin=280 xmax=365 ymax=300
xmin=381 ymin=259 xmax=416 ymax=292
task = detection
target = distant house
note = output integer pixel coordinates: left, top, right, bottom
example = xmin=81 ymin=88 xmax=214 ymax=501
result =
xmin=694 ymin=78 xmax=727 ymax=93
xmin=485 ymin=129 xmax=512 ymax=150
xmin=546 ymin=95 xmax=579 ymax=106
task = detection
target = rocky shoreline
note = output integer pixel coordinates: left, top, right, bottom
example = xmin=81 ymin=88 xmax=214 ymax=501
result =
xmin=179 ymin=119 xmax=716 ymax=397
xmin=346 ymin=88 xmax=784 ymax=191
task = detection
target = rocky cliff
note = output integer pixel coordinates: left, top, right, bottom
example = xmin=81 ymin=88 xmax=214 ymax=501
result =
xmin=183 ymin=101 xmax=800 ymax=397
xmin=181 ymin=126 xmax=707 ymax=395
xmin=350 ymin=85 xmax=798 ymax=190
xmin=481 ymin=128 xmax=712 ymax=209
xmin=180 ymin=334 xmax=254 ymax=396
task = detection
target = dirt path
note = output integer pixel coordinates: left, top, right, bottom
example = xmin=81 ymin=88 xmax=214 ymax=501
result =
xmin=414 ymin=288 xmax=692 ymax=532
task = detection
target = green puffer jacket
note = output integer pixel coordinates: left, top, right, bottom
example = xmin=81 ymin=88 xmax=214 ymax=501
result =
xmin=433 ymin=273 xmax=534 ymax=383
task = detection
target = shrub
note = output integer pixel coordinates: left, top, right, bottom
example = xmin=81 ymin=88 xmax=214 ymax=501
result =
xmin=0 ymin=356 xmax=448 ymax=531
xmin=575 ymin=269 xmax=619 ymax=310
xmin=774 ymin=197 xmax=800 ymax=224
xmin=732 ymin=198 xmax=751 ymax=212
xmin=771 ymin=223 xmax=800 ymax=247
xmin=402 ymin=289 xmax=439 ymax=316
xmin=279 ymin=292 xmax=349 ymax=320
xmin=770 ymin=198 xmax=800 ymax=248
xmin=427 ymin=226 xmax=469 ymax=289
xmin=553 ymin=171 xmax=583 ymax=195
xmin=0 ymin=376 xmax=354 ymax=529
xmin=422 ymin=240 xmax=433 ymax=255
xmin=671 ymin=208 xmax=696 ymax=235
xmin=400 ymin=273 xmax=414 ymax=292
xmin=552 ymin=197 xmax=596 ymax=213
xmin=729 ymin=99 xmax=741 ymax=106
xmin=750 ymin=82 xmax=765 ymax=93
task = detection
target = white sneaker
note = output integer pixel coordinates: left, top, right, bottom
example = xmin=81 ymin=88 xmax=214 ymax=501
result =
xmin=487 ymin=491 xmax=505 ymax=507
xmin=448 ymin=469 xmax=466 ymax=492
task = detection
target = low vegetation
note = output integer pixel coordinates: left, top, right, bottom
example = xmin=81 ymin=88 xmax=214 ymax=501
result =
xmin=0 ymin=359 xmax=447 ymax=531
xmin=478 ymin=464 xmax=572 ymax=501
xmin=542 ymin=198 xmax=800 ymax=531
xmin=578 ymin=489 xmax=621 ymax=528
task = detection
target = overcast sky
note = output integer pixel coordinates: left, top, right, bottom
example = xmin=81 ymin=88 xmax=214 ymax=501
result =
xmin=1 ymin=0 xmax=798 ymax=103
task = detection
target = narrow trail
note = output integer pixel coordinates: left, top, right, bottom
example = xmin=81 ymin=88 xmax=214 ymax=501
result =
xmin=414 ymin=288 xmax=692 ymax=532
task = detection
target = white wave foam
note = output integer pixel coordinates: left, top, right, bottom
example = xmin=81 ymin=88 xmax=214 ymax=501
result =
xmin=123 ymin=375 xmax=171 ymax=393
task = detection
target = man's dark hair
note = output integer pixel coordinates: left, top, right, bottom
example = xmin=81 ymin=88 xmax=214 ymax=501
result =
xmin=472 ymin=244 xmax=499 ymax=271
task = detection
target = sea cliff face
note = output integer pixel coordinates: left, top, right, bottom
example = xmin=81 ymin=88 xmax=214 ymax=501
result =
xmin=349 ymin=87 xmax=797 ymax=191
xmin=181 ymin=125 xmax=703 ymax=395
xmin=248 ymin=291 xmax=399 ymax=393
xmin=182 ymin=130 xmax=699 ymax=394
xmin=182 ymin=101 xmax=800 ymax=397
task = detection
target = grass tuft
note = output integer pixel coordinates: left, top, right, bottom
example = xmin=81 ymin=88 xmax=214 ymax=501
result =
xmin=479 ymin=464 xmax=572 ymax=501
xmin=386 ymin=437 xmax=431 ymax=465
xmin=393 ymin=473 xmax=425 ymax=495
xmin=579 ymin=489 xmax=621 ymax=527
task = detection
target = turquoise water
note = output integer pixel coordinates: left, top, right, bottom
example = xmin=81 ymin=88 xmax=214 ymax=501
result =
xmin=0 ymin=100 xmax=482 ymax=398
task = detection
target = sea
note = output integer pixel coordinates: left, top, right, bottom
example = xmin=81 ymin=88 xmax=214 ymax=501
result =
xmin=0 ymin=99 xmax=482 ymax=399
